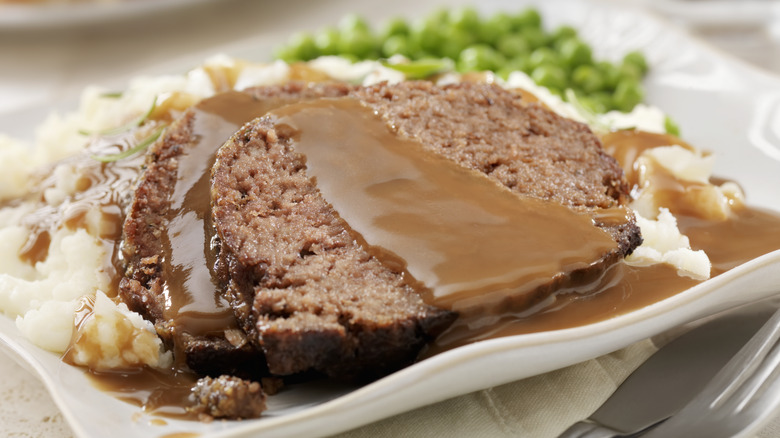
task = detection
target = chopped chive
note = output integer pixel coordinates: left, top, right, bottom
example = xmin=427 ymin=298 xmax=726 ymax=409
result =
xmin=91 ymin=126 xmax=165 ymax=163
xmin=100 ymin=91 xmax=124 ymax=99
xmin=381 ymin=58 xmax=454 ymax=79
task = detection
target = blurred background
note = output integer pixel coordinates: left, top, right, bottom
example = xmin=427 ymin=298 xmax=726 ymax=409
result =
xmin=0 ymin=0 xmax=779 ymax=118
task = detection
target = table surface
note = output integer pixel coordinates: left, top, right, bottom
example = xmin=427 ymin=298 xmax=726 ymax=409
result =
xmin=2 ymin=0 xmax=780 ymax=437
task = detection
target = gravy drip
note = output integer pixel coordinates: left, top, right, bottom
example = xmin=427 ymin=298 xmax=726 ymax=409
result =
xmin=600 ymin=130 xmax=695 ymax=190
xmin=269 ymin=98 xmax=618 ymax=312
xmin=88 ymin=367 xmax=200 ymax=420
xmin=159 ymin=92 xmax=294 ymax=337
xmin=679 ymin=207 xmax=780 ymax=275
xmin=17 ymin=129 xmax=152 ymax=292
xmin=425 ymin=262 xmax=700 ymax=355
xmin=602 ymin=129 xmax=780 ymax=273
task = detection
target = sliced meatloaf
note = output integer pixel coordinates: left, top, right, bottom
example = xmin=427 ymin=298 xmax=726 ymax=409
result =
xmin=352 ymin=81 xmax=641 ymax=255
xmin=211 ymin=81 xmax=641 ymax=379
xmin=119 ymin=82 xmax=355 ymax=377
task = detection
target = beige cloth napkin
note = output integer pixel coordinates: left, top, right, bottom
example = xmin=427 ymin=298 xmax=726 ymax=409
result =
xmin=332 ymin=338 xmax=780 ymax=438
xmin=3 ymin=337 xmax=780 ymax=437
xmin=332 ymin=341 xmax=657 ymax=438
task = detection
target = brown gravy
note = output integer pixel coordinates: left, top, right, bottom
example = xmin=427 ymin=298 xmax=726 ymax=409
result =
xmin=600 ymin=130 xmax=695 ymax=190
xmin=88 ymin=367 xmax=199 ymax=420
xmin=425 ymin=262 xmax=700 ymax=355
xmin=16 ymin=128 xmax=152 ymax=294
xmin=269 ymin=98 xmax=618 ymax=312
xmin=680 ymin=207 xmax=780 ymax=275
xmin=159 ymin=92 xmax=296 ymax=338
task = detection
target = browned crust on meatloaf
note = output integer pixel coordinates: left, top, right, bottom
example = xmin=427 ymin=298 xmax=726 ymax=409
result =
xmin=211 ymin=118 xmax=456 ymax=378
xmin=118 ymin=109 xmax=265 ymax=377
xmin=211 ymin=81 xmax=641 ymax=379
xmin=119 ymin=82 xmax=357 ymax=377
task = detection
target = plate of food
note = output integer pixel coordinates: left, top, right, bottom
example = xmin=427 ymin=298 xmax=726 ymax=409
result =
xmin=1 ymin=0 xmax=780 ymax=437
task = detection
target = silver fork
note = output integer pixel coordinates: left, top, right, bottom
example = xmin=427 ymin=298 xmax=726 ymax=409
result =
xmin=641 ymin=307 xmax=780 ymax=438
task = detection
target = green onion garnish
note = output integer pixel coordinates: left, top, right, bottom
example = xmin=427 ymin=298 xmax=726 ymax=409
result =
xmin=91 ymin=125 xmax=165 ymax=163
xmin=381 ymin=58 xmax=454 ymax=79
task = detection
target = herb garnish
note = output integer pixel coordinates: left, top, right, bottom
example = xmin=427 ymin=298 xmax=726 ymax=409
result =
xmin=381 ymin=58 xmax=454 ymax=79
xmin=91 ymin=125 xmax=165 ymax=163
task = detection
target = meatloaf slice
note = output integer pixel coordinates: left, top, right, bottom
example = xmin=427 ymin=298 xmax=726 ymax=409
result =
xmin=119 ymin=82 xmax=355 ymax=377
xmin=352 ymin=81 xmax=641 ymax=255
xmin=351 ymin=81 xmax=643 ymax=317
xmin=211 ymin=81 xmax=641 ymax=379
xmin=211 ymin=117 xmax=457 ymax=378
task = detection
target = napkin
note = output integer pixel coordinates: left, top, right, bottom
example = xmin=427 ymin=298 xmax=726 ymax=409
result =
xmin=332 ymin=340 xmax=657 ymax=438
xmin=3 ymin=338 xmax=779 ymax=437
xmin=333 ymin=339 xmax=780 ymax=438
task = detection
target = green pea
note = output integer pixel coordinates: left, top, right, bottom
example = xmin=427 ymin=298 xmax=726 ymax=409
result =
xmin=618 ymin=62 xmax=643 ymax=82
xmin=382 ymin=34 xmax=411 ymax=58
xmin=287 ymin=32 xmax=319 ymax=61
xmin=497 ymin=34 xmax=530 ymax=58
xmin=426 ymin=8 xmax=451 ymax=25
xmin=338 ymin=28 xmax=376 ymax=59
xmin=382 ymin=17 xmax=410 ymax=39
xmin=597 ymin=61 xmax=620 ymax=90
xmin=497 ymin=56 xmax=530 ymax=79
xmin=273 ymin=44 xmax=299 ymax=63
xmin=450 ymin=6 xmax=480 ymax=31
xmin=664 ymin=115 xmax=681 ymax=136
xmin=591 ymin=92 xmax=614 ymax=112
xmin=613 ymin=78 xmax=644 ymax=112
xmin=572 ymin=64 xmax=604 ymax=94
xmin=489 ymin=12 xmax=514 ymax=41
xmin=531 ymin=64 xmax=567 ymax=92
xmin=411 ymin=19 xmax=445 ymax=54
xmin=458 ymin=44 xmax=506 ymax=72
xmin=528 ymin=47 xmax=561 ymax=71
xmin=559 ymin=38 xmax=592 ymax=68
xmin=315 ymin=27 xmax=341 ymax=56
xmin=520 ymin=27 xmax=548 ymax=50
xmin=339 ymin=13 xmax=371 ymax=34
xmin=439 ymin=27 xmax=475 ymax=60
xmin=405 ymin=39 xmax=425 ymax=60
xmin=551 ymin=25 xmax=578 ymax=44
xmin=478 ymin=13 xmax=513 ymax=46
xmin=513 ymin=7 xmax=542 ymax=30
xmin=623 ymin=50 xmax=649 ymax=75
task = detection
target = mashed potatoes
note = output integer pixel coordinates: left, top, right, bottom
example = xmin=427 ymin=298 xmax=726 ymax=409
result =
xmin=0 ymin=54 xmax=735 ymax=371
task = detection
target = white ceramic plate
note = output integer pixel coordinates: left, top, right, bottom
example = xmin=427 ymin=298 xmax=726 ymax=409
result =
xmin=2 ymin=0 xmax=780 ymax=437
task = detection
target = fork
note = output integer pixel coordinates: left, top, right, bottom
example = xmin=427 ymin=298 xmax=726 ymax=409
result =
xmin=641 ymin=306 xmax=780 ymax=438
